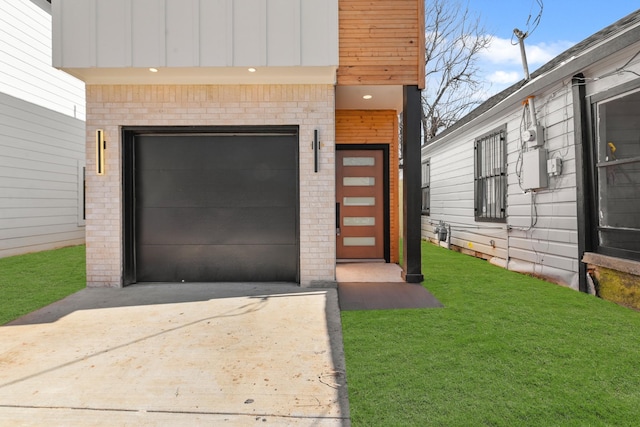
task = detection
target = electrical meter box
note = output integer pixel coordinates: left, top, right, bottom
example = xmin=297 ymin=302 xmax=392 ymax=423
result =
xmin=522 ymin=148 xmax=548 ymax=190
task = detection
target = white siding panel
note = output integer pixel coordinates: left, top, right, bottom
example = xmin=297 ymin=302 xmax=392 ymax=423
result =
xmin=199 ymin=0 xmax=231 ymax=67
xmin=504 ymin=84 xmax=578 ymax=282
xmin=232 ymin=0 xmax=267 ymax=66
xmin=509 ymin=188 xmax=576 ymax=205
xmin=1 ymin=223 xmax=82 ymax=240
xmin=510 ymin=228 xmax=578 ymax=245
xmin=0 ymin=187 xmax=77 ymax=200
xmin=509 ymin=237 xmax=578 ymax=259
xmin=166 ymin=0 xmax=199 ymax=67
xmin=54 ymin=0 xmax=339 ymax=71
xmin=508 ymin=247 xmax=578 ymax=272
xmin=267 ymin=0 xmax=301 ymax=66
xmin=131 ymin=0 xmax=165 ymax=67
xmin=0 ymin=91 xmax=85 ymax=257
xmin=1 ymin=0 xmax=85 ymax=120
xmin=585 ymin=44 xmax=640 ymax=97
xmin=301 ymin=0 xmax=338 ymax=65
xmin=422 ymin=121 xmax=510 ymax=263
xmin=509 ymin=201 xmax=577 ymax=218
xmin=96 ymin=0 xmax=131 ymax=67
xmin=0 ymin=232 xmax=84 ymax=258
xmin=57 ymin=0 xmax=94 ymax=68
xmin=423 ymin=88 xmax=580 ymax=287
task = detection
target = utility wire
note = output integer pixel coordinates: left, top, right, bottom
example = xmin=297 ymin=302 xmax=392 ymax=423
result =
xmin=511 ymin=0 xmax=544 ymax=44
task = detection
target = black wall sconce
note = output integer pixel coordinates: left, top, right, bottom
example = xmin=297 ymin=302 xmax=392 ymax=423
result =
xmin=312 ymin=129 xmax=320 ymax=173
xmin=96 ymin=129 xmax=106 ymax=175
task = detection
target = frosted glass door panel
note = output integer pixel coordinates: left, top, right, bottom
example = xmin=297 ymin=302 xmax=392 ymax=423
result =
xmin=344 ymin=217 xmax=375 ymax=226
xmin=343 ymin=157 xmax=375 ymax=166
xmin=343 ymin=237 xmax=375 ymax=246
xmin=343 ymin=177 xmax=375 ymax=186
xmin=343 ymin=197 xmax=375 ymax=206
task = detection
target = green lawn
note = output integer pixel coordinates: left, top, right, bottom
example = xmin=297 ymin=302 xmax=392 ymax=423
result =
xmin=342 ymin=242 xmax=640 ymax=426
xmin=0 ymin=245 xmax=85 ymax=325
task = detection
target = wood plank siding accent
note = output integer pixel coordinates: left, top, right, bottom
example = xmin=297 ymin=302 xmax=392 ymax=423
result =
xmin=338 ymin=0 xmax=425 ymax=88
xmin=336 ymin=110 xmax=400 ymax=262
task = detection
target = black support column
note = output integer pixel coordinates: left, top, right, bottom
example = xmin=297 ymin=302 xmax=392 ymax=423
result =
xmin=572 ymin=74 xmax=592 ymax=293
xmin=402 ymin=85 xmax=424 ymax=283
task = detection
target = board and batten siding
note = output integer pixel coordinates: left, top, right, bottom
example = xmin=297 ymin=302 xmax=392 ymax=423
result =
xmin=0 ymin=0 xmax=86 ymax=257
xmin=423 ymin=80 xmax=580 ymax=289
xmin=336 ymin=109 xmax=400 ymax=263
xmin=52 ymin=0 xmax=339 ymax=70
xmin=337 ymin=0 xmax=425 ymax=87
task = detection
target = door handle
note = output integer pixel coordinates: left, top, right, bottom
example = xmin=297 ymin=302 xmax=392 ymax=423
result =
xmin=336 ymin=202 xmax=341 ymax=236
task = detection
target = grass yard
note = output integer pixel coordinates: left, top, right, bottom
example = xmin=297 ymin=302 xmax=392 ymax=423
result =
xmin=342 ymin=241 xmax=640 ymax=426
xmin=0 ymin=245 xmax=85 ymax=325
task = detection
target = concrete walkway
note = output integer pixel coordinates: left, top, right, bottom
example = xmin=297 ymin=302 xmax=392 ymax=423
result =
xmin=0 ymin=283 xmax=350 ymax=426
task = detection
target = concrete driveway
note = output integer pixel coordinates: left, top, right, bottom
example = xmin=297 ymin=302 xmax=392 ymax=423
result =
xmin=0 ymin=283 xmax=350 ymax=426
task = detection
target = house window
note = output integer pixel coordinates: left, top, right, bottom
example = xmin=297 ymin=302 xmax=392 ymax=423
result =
xmin=593 ymin=87 xmax=640 ymax=260
xmin=421 ymin=159 xmax=430 ymax=215
xmin=474 ymin=125 xmax=506 ymax=222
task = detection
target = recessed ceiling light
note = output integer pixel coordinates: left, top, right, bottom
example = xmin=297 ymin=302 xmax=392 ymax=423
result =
xmin=248 ymin=68 xmax=257 ymax=73
xmin=149 ymin=68 xmax=158 ymax=73
xmin=363 ymin=94 xmax=373 ymax=100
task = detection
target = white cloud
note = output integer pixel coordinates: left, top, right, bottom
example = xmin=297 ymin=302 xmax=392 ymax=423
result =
xmin=480 ymin=37 xmax=522 ymax=65
xmin=487 ymin=70 xmax=521 ymax=85
xmin=526 ymin=41 xmax=575 ymax=64
xmin=480 ymin=36 xmax=575 ymax=67
xmin=473 ymin=36 xmax=578 ymax=99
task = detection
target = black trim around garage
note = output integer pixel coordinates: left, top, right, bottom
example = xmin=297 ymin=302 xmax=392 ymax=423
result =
xmin=336 ymin=144 xmax=391 ymax=263
xmin=122 ymin=126 xmax=300 ymax=285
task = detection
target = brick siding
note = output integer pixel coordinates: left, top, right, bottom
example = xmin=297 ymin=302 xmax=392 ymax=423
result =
xmin=85 ymin=84 xmax=335 ymax=287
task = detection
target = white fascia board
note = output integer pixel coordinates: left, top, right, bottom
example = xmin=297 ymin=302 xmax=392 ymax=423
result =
xmin=60 ymin=66 xmax=338 ymax=85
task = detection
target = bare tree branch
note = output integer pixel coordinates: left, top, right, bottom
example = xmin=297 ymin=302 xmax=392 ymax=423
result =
xmin=421 ymin=0 xmax=491 ymax=144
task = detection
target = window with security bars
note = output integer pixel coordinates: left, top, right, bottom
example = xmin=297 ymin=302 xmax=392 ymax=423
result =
xmin=474 ymin=125 xmax=506 ymax=222
xmin=421 ymin=159 xmax=430 ymax=215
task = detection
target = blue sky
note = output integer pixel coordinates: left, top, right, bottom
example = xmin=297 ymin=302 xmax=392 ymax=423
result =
xmin=468 ymin=1 xmax=639 ymax=96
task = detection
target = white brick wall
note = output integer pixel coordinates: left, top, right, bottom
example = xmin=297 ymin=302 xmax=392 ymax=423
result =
xmin=85 ymin=84 xmax=335 ymax=287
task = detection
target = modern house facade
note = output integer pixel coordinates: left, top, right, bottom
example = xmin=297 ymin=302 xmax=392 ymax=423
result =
xmin=421 ymin=11 xmax=640 ymax=308
xmin=0 ymin=0 xmax=85 ymax=258
xmin=52 ymin=0 xmax=425 ymax=287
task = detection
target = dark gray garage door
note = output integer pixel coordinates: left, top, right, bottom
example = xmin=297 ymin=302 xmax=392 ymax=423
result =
xmin=131 ymin=130 xmax=298 ymax=283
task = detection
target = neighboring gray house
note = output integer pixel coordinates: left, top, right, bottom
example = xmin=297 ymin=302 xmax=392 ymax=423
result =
xmin=421 ymin=11 xmax=640 ymax=307
xmin=0 ymin=0 xmax=85 ymax=258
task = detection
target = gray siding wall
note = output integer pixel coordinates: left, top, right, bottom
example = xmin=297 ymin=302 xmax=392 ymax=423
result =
xmin=1 ymin=0 xmax=86 ymax=257
xmin=0 ymin=93 xmax=85 ymax=257
xmin=1 ymin=0 xmax=85 ymax=120
xmin=422 ymin=123 xmax=509 ymax=264
xmin=506 ymin=83 xmax=580 ymax=287
xmin=422 ymin=80 xmax=581 ymax=289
